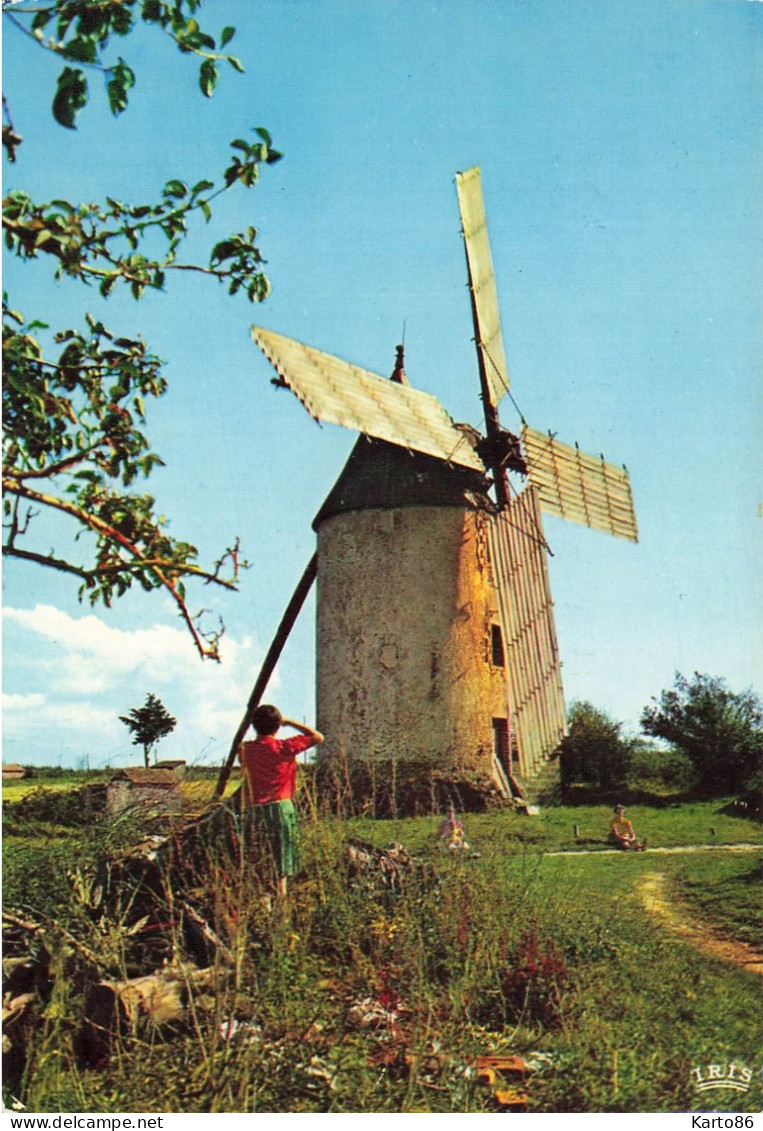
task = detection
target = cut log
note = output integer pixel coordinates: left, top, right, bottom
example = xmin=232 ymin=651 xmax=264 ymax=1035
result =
xmin=78 ymin=964 xmax=225 ymax=1068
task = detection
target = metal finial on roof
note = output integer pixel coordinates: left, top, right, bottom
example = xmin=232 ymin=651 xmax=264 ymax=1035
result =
xmin=390 ymin=344 xmax=408 ymax=385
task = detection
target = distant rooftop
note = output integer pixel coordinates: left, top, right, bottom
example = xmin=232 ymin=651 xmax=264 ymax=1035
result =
xmin=110 ymin=768 xmax=179 ymax=787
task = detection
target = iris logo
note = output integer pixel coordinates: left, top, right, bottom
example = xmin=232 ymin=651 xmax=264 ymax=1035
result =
xmin=690 ymin=1062 xmax=753 ymax=1094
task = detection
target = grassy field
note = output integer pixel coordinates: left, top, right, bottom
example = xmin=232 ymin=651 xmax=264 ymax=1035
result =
xmin=2 ymin=780 xmax=761 ymax=1114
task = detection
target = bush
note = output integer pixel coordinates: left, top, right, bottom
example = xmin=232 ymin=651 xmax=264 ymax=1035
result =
xmin=641 ymin=672 xmax=763 ymax=794
xmin=628 ymin=740 xmax=696 ymax=791
xmin=560 ymin=701 xmax=634 ymax=790
xmin=2 ymin=784 xmax=107 ymax=830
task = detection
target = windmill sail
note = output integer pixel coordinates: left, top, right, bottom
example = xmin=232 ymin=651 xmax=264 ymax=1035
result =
xmin=522 ymin=426 xmax=638 ymax=542
xmin=251 ymin=326 xmax=484 ymax=472
xmin=456 ymin=166 xmax=510 ymax=407
xmin=488 ymin=487 xmax=566 ymax=779
xmin=248 ymin=164 xmax=639 ymax=808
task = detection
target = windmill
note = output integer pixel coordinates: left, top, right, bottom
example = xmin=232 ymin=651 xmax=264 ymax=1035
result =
xmin=233 ymin=167 xmax=638 ymax=807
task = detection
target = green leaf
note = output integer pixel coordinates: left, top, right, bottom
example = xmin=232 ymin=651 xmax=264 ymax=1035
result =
xmin=61 ymin=39 xmax=98 ymax=65
xmin=220 ymin=26 xmax=236 ymax=47
xmin=227 ymin=56 xmax=244 ymax=74
xmin=31 ymin=11 xmax=52 ymax=32
xmin=107 ymin=79 xmax=128 ymax=117
xmin=112 ymin=7 xmax=134 ymax=36
xmin=199 ymin=58 xmax=218 ymax=98
xmin=163 ymin=180 xmax=188 ymax=199
xmin=141 ymin=0 xmax=161 ymax=22
xmin=210 ymin=239 xmax=237 ymax=264
xmin=52 ymin=68 xmax=88 ymax=130
xmin=107 ymin=59 xmax=137 ymax=116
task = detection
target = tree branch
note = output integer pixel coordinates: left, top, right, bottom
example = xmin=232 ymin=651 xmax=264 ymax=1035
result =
xmin=2 ymin=543 xmax=91 ymax=579
xmin=3 ymin=477 xmax=237 ymax=659
xmin=5 ymin=443 xmax=105 ymax=480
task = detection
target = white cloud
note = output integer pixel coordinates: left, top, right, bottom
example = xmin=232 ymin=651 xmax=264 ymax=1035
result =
xmin=3 ymin=604 xmax=272 ymax=765
xmin=5 ymin=605 xmax=195 ymax=689
xmin=3 ymin=692 xmax=46 ymax=710
xmin=30 ymin=700 xmax=118 ymax=734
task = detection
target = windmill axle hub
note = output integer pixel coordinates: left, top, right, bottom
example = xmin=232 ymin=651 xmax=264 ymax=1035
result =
xmin=476 ymin=429 xmax=528 ymax=476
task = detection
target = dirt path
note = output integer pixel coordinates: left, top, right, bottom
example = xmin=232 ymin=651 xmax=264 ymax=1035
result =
xmin=545 ymin=843 xmax=762 ymax=974
xmin=546 ymin=843 xmax=761 ymax=857
xmin=638 ymin=870 xmax=763 ymax=976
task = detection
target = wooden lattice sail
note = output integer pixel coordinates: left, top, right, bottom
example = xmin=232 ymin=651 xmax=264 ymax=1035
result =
xmin=487 ymin=488 xmax=566 ymax=780
xmin=522 ymin=426 xmax=638 ymax=542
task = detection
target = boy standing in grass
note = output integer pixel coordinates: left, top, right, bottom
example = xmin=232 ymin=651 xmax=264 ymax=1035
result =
xmin=238 ymin=704 xmax=324 ymax=897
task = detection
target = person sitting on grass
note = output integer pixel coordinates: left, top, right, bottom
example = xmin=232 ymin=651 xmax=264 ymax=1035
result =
xmin=238 ymin=704 xmax=324 ymax=898
xmin=609 ymin=804 xmax=647 ymax=851
xmin=438 ymin=805 xmax=470 ymax=852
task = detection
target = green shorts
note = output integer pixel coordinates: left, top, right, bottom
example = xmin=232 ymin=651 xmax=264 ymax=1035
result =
xmin=243 ymin=799 xmax=301 ymax=878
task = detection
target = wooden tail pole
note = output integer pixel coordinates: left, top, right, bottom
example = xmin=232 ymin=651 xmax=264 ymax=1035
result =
xmin=213 ymin=553 xmax=318 ymax=800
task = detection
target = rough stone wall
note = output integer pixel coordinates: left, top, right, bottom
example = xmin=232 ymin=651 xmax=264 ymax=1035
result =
xmin=107 ymin=782 xmax=181 ymax=815
xmin=316 ymin=505 xmax=508 ymax=781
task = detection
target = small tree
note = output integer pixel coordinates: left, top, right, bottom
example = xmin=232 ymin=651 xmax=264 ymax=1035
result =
xmin=119 ymin=692 xmax=176 ymax=768
xmin=641 ymin=672 xmax=763 ymax=794
xmin=560 ymin=700 xmax=634 ymax=791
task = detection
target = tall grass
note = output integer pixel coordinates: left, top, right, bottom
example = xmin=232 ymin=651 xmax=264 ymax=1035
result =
xmin=3 ymin=789 xmax=761 ymax=1113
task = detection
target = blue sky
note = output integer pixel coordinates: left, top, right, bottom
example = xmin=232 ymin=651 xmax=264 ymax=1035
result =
xmin=2 ymin=0 xmax=761 ymax=769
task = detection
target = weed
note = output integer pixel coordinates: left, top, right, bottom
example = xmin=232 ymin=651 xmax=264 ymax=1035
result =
xmin=498 ymin=921 xmax=569 ymax=1028
xmin=3 ymin=794 xmax=762 ymax=1112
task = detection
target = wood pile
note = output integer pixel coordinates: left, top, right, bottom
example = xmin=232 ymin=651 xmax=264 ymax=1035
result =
xmin=2 ymin=799 xmax=248 ymax=1091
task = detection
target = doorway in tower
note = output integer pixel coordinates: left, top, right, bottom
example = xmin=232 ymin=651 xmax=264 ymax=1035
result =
xmin=492 ymin=716 xmax=508 ymax=771
xmin=492 ymin=717 xmax=517 ymax=779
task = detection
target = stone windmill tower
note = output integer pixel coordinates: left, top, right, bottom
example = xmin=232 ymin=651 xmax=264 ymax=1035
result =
xmin=242 ymin=167 xmax=638 ymax=809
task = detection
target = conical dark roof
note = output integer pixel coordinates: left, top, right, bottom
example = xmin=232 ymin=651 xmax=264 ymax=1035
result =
xmin=313 ymin=435 xmax=489 ymax=530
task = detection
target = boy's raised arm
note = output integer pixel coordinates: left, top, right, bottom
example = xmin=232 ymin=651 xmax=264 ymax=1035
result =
xmin=281 ymin=718 xmax=324 ymax=744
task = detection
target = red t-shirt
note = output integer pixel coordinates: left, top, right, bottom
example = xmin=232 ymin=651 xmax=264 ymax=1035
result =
xmin=239 ymin=733 xmax=316 ymax=806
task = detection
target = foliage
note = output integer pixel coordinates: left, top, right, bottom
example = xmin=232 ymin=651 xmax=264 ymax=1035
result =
xmin=641 ymin=672 xmax=763 ymax=794
xmin=119 ymin=692 xmax=176 ymax=766
xmin=2 ymin=783 xmax=105 ymax=832
xmin=628 ymin=738 xmax=696 ymax=792
xmin=2 ymin=1 xmax=246 ymax=146
xmin=2 ymin=1 xmax=282 ymax=658
xmin=3 ymin=800 xmax=144 ymax=917
xmin=560 ymin=700 xmax=635 ymax=790
xmin=737 ymin=766 xmax=763 ymax=819
xmin=3 ymin=798 xmax=762 ymax=1112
